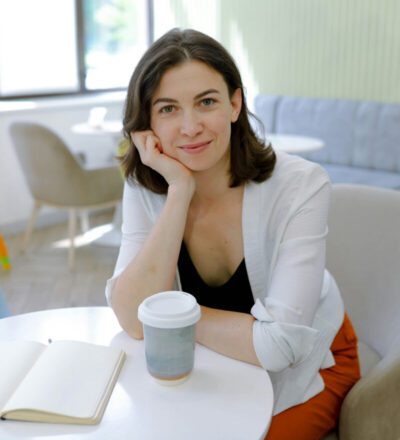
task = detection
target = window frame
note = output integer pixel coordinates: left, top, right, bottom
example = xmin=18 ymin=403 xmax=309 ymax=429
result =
xmin=0 ymin=0 xmax=154 ymax=101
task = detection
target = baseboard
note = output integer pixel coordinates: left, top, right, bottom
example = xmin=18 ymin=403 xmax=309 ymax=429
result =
xmin=1 ymin=205 xmax=116 ymax=237
xmin=1 ymin=211 xmax=69 ymax=237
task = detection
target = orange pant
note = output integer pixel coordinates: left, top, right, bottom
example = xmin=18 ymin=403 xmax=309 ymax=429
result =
xmin=265 ymin=314 xmax=361 ymax=440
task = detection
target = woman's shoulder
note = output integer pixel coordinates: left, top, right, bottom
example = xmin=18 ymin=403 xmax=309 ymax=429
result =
xmin=123 ymin=179 xmax=166 ymax=215
xmin=262 ymin=151 xmax=330 ymax=189
xmin=124 ymin=179 xmax=166 ymax=199
xmin=273 ymin=150 xmax=329 ymax=178
xmin=245 ymin=151 xmax=331 ymax=203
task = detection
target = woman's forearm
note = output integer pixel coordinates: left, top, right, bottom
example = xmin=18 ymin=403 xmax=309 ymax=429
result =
xmin=111 ymin=185 xmax=193 ymax=339
xmin=196 ymin=306 xmax=261 ymax=367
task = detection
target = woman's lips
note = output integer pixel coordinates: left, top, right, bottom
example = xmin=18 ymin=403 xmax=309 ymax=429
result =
xmin=179 ymin=141 xmax=211 ymax=154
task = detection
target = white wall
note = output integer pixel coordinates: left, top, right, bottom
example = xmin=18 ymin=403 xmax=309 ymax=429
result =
xmin=0 ymin=93 xmax=125 ymax=234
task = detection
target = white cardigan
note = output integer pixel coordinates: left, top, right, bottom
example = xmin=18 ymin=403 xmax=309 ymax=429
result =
xmin=105 ymin=151 xmax=344 ymax=415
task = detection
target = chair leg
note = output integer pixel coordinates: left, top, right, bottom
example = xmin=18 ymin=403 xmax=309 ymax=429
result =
xmin=68 ymin=208 xmax=77 ymax=270
xmin=112 ymin=202 xmax=122 ymax=228
xmin=21 ymin=201 xmax=41 ymax=253
xmin=79 ymin=210 xmax=90 ymax=233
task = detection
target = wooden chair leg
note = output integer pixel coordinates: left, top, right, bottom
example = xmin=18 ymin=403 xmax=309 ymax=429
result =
xmin=68 ymin=208 xmax=77 ymax=270
xmin=79 ymin=210 xmax=90 ymax=233
xmin=21 ymin=200 xmax=41 ymax=254
xmin=112 ymin=202 xmax=122 ymax=228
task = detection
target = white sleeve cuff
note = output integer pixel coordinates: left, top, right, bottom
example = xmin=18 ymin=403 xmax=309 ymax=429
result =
xmin=104 ymin=268 xmax=125 ymax=306
xmin=251 ymin=298 xmax=319 ymax=372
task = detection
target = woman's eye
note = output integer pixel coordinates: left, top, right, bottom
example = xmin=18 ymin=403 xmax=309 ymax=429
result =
xmin=201 ymin=98 xmax=215 ymax=107
xmin=160 ymin=105 xmax=175 ymax=114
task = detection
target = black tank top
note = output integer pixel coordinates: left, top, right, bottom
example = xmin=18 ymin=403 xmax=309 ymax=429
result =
xmin=178 ymin=242 xmax=254 ymax=314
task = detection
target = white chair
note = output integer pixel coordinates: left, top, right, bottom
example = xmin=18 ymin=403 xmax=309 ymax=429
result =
xmin=9 ymin=122 xmax=123 ymax=269
xmin=323 ymin=184 xmax=400 ymax=440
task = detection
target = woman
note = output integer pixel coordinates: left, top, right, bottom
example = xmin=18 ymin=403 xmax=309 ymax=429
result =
xmin=106 ymin=28 xmax=360 ymax=439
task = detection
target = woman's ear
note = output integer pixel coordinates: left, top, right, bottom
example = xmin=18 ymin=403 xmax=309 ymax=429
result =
xmin=230 ymin=88 xmax=243 ymax=123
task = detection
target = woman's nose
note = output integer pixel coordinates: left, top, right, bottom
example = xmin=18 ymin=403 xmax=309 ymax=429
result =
xmin=180 ymin=111 xmax=203 ymax=137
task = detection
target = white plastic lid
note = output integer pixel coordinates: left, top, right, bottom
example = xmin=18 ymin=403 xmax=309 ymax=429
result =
xmin=138 ymin=291 xmax=201 ymax=329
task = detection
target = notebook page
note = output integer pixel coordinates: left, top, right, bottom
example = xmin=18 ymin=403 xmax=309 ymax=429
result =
xmin=0 ymin=341 xmax=45 ymax=410
xmin=2 ymin=340 xmax=123 ymax=420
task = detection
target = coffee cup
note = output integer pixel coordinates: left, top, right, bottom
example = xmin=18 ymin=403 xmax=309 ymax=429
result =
xmin=138 ymin=291 xmax=201 ymax=385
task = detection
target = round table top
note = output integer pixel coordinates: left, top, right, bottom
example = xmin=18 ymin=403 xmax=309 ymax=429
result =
xmin=266 ymin=134 xmax=324 ymax=154
xmin=0 ymin=307 xmax=273 ymax=440
xmin=72 ymin=121 xmax=123 ymax=135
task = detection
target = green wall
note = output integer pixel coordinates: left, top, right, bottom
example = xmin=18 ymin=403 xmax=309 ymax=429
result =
xmin=154 ymin=0 xmax=400 ymax=103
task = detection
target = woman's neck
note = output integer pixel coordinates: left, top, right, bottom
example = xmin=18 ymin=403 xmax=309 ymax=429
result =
xmin=191 ymin=168 xmax=232 ymax=204
xmin=190 ymin=149 xmax=236 ymax=204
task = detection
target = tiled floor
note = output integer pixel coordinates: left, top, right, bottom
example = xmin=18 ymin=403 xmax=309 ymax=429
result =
xmin=0 ymin=212 xmax=119 ymax=315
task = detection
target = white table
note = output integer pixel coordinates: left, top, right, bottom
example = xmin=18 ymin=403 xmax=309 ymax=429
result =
xmin=71 ymin=120 xmax=123 ymax=165
xmin=266 ymin=134 xmax=324 ymax=154
xmin=71 ymin=121 xmax=123 ymax=137
xmin=0 ymin=307 xmax=273 ymax=440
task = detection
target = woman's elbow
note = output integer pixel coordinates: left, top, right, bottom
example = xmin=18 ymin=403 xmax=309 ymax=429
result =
xmin=115 ymin=309 xmax=144 ymax=340
xmin=110 ymin=293 xmax=144 ymax=340
xmin=126 ymin=324 xmax=144 ymax=340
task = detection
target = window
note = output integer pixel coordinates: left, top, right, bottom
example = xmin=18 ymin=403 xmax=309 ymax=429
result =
xmin=83 ymin=0 xmax=150 ymax=90
xmin=0 ymin=0 xmax=151 ymax=98
xmin=0 ymin=0 xmax=79 ymax=97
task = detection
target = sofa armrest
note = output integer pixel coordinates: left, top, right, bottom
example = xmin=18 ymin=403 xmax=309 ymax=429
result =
xmin=339 ymin=345 xmax=400 ymax=440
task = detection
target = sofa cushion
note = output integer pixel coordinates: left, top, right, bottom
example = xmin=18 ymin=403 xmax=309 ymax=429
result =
xmin=253 ymin=95 xmax=280 ymax=134
xmin=276 ymin=97 xmax=359 ymax=166
xmin=254 ymin=95 xmax=400 ymax=175
xmin=320 ymin=163 xmax=400 ymax=189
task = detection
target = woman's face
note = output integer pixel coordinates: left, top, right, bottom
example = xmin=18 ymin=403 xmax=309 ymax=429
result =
xmin=150 ymin=60 xmax=242 ymax=174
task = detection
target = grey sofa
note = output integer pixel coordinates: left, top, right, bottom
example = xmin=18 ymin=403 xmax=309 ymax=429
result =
xmin=254 ymin=95 xmax=400 ymax=189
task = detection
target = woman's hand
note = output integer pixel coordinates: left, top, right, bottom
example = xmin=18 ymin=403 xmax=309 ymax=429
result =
xmin=131 ymin=130 xmax=195 ymax=194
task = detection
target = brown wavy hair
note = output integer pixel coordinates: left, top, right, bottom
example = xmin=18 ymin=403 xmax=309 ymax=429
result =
xmin=121 ymin=28 xmax=275 ymax=193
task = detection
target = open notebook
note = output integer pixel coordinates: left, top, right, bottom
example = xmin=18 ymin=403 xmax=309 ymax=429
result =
xmin=0 ymin=340 xmax=125 ymax=424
